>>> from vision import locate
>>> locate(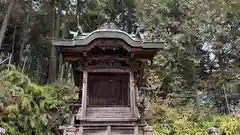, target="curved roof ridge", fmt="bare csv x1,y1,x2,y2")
77,28,140,42
52,28,164,49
